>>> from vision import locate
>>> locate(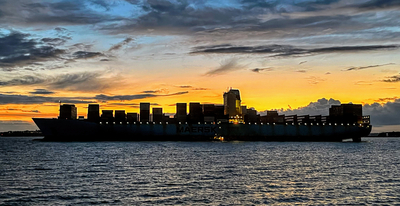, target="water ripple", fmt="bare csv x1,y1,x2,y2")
0,137,399,205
